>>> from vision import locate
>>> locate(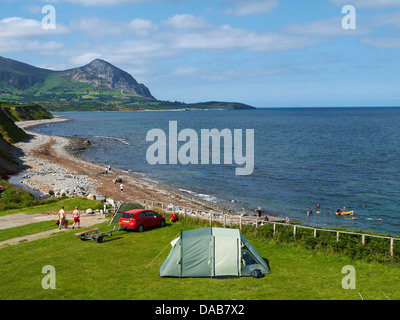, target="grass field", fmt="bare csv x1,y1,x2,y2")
0,215,399,300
